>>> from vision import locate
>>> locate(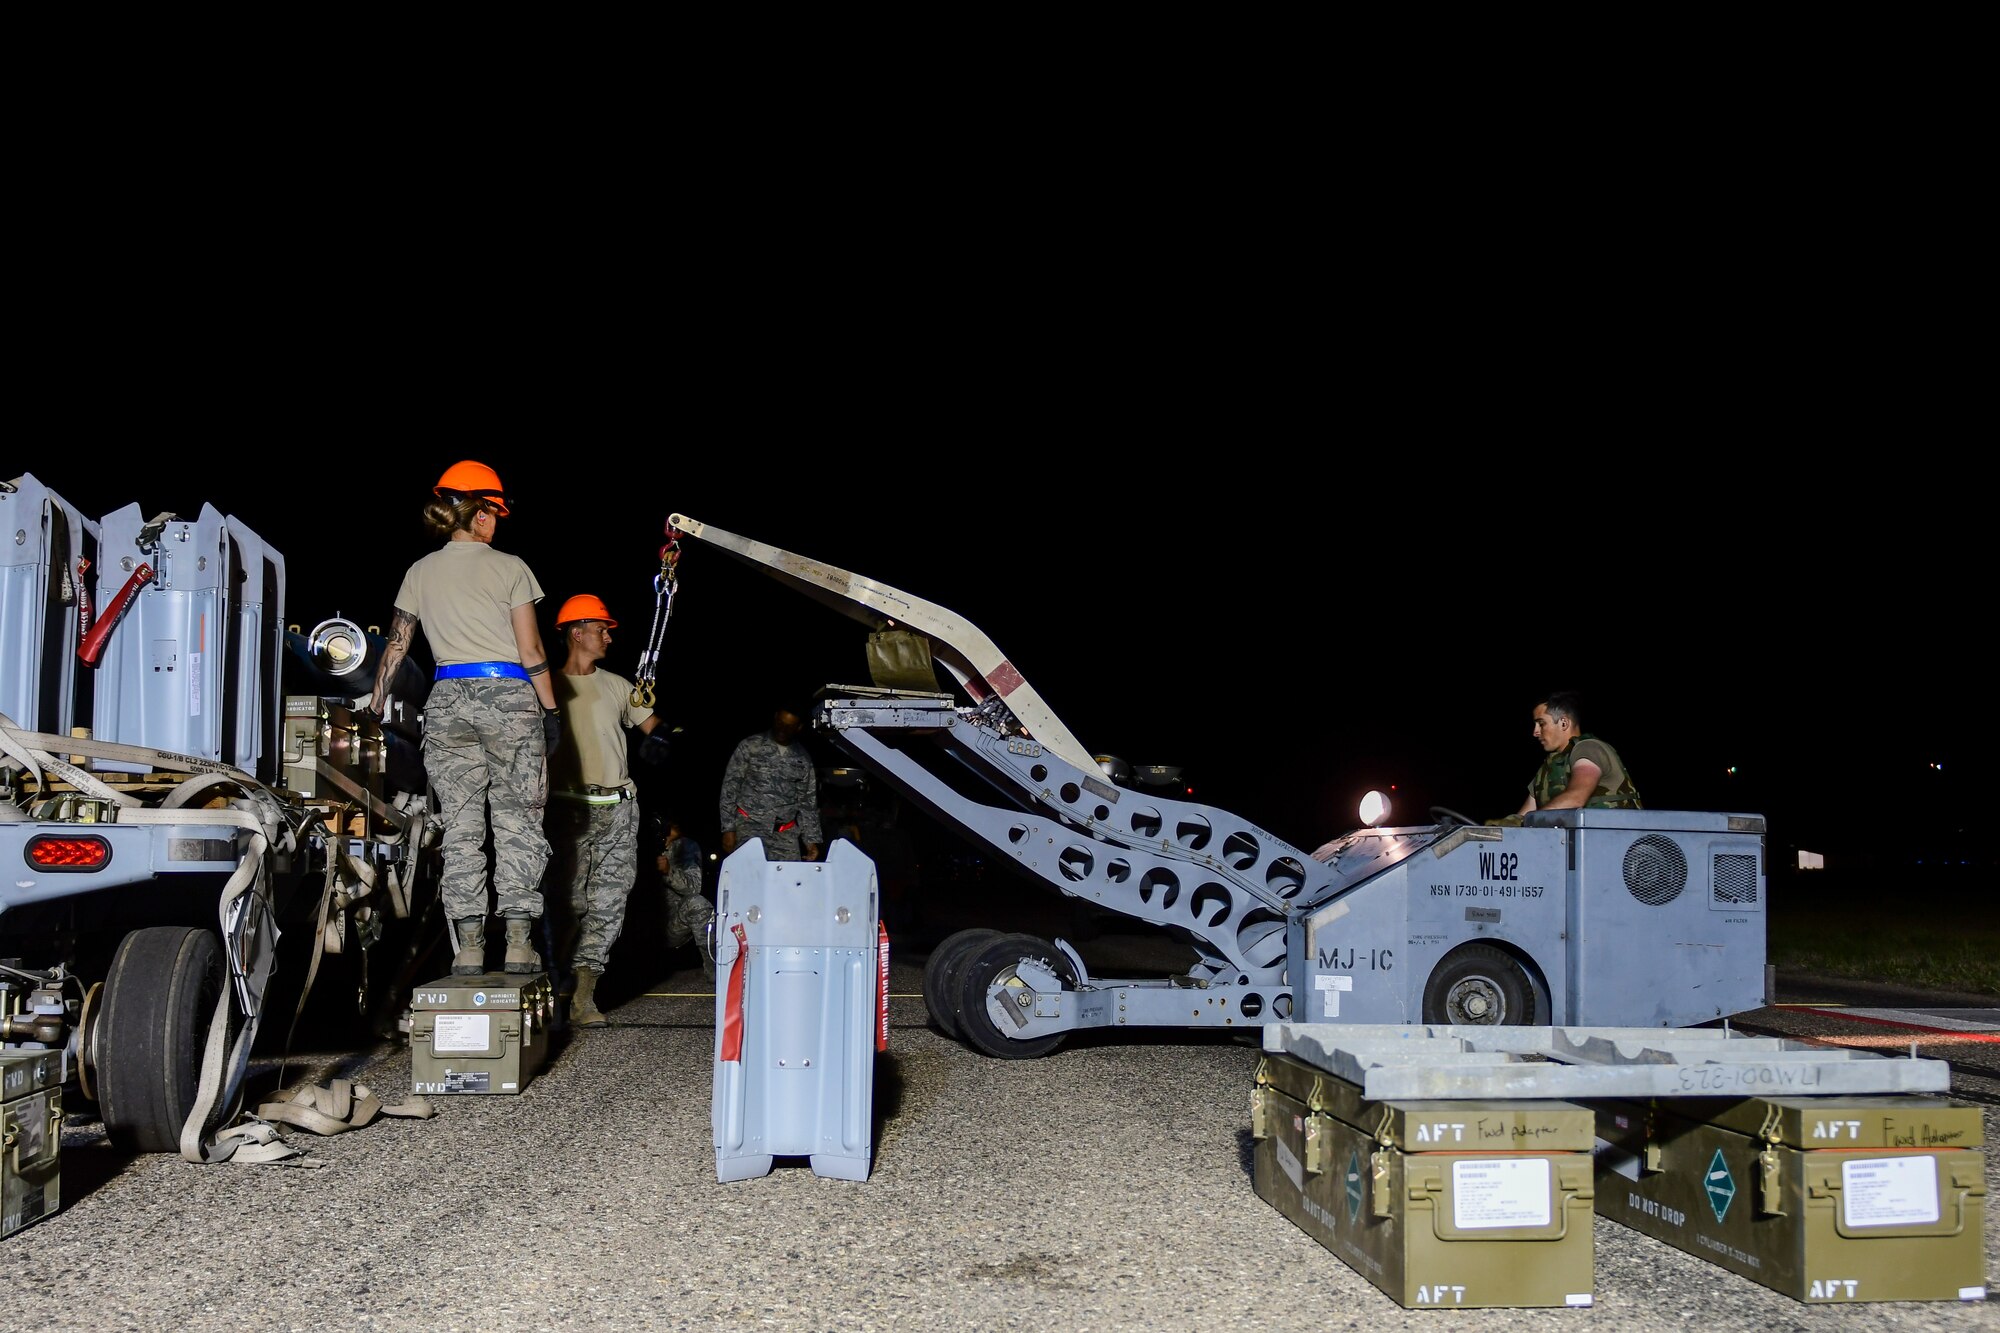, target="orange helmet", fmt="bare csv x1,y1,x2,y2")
434,460,509,516
555,594,617,629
